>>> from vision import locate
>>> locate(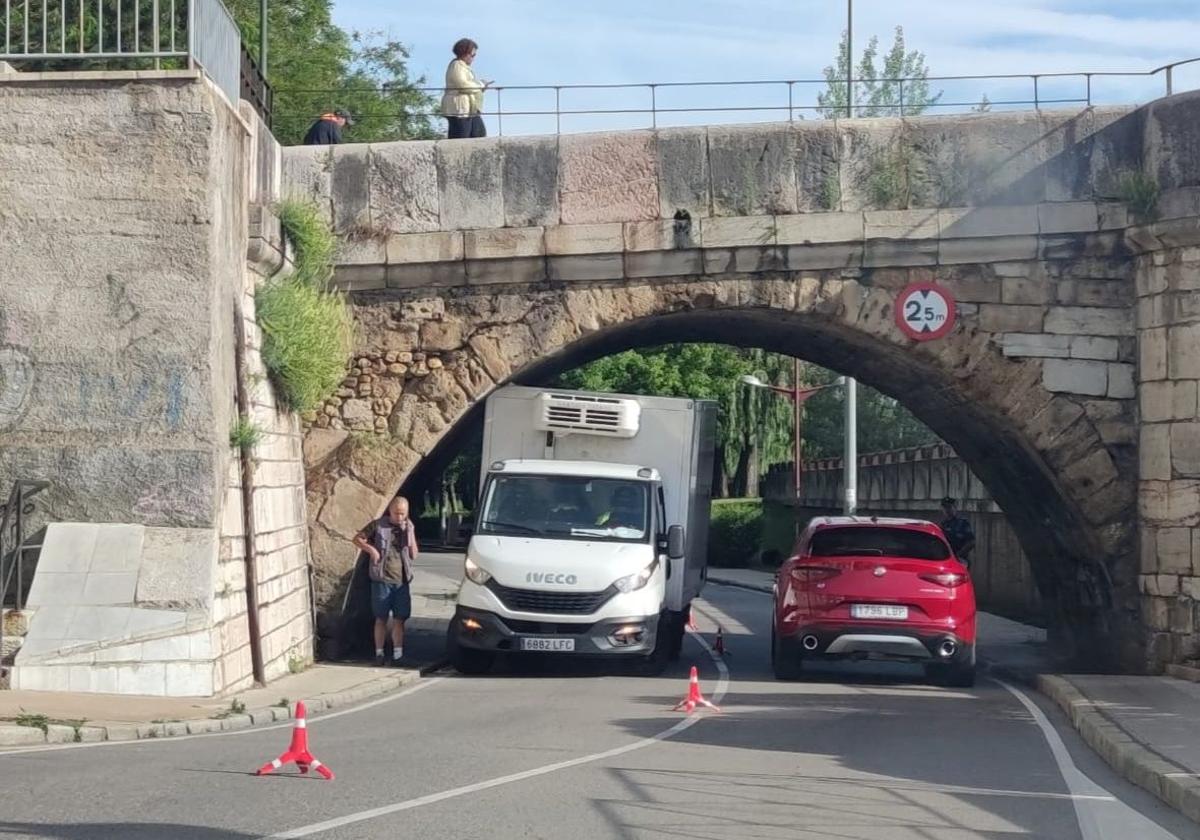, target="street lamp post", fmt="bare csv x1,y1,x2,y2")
740,370,846,528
